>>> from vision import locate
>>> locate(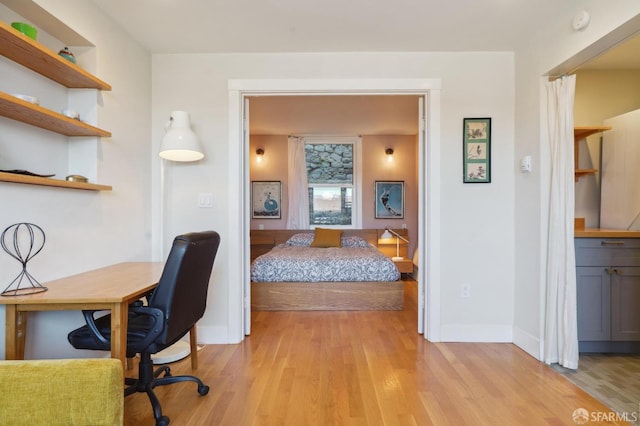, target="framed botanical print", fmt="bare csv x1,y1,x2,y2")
375,181,404,219
252,181,281,219
463,117,491,183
